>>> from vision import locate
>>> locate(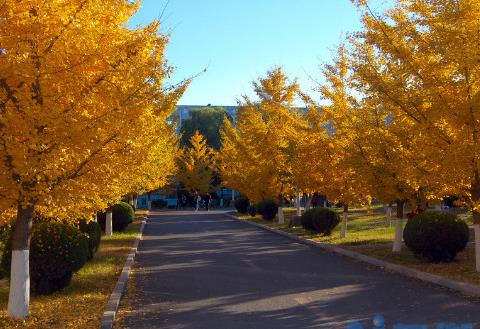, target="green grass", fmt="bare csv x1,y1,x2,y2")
234,208,400,246
0,219,141,329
